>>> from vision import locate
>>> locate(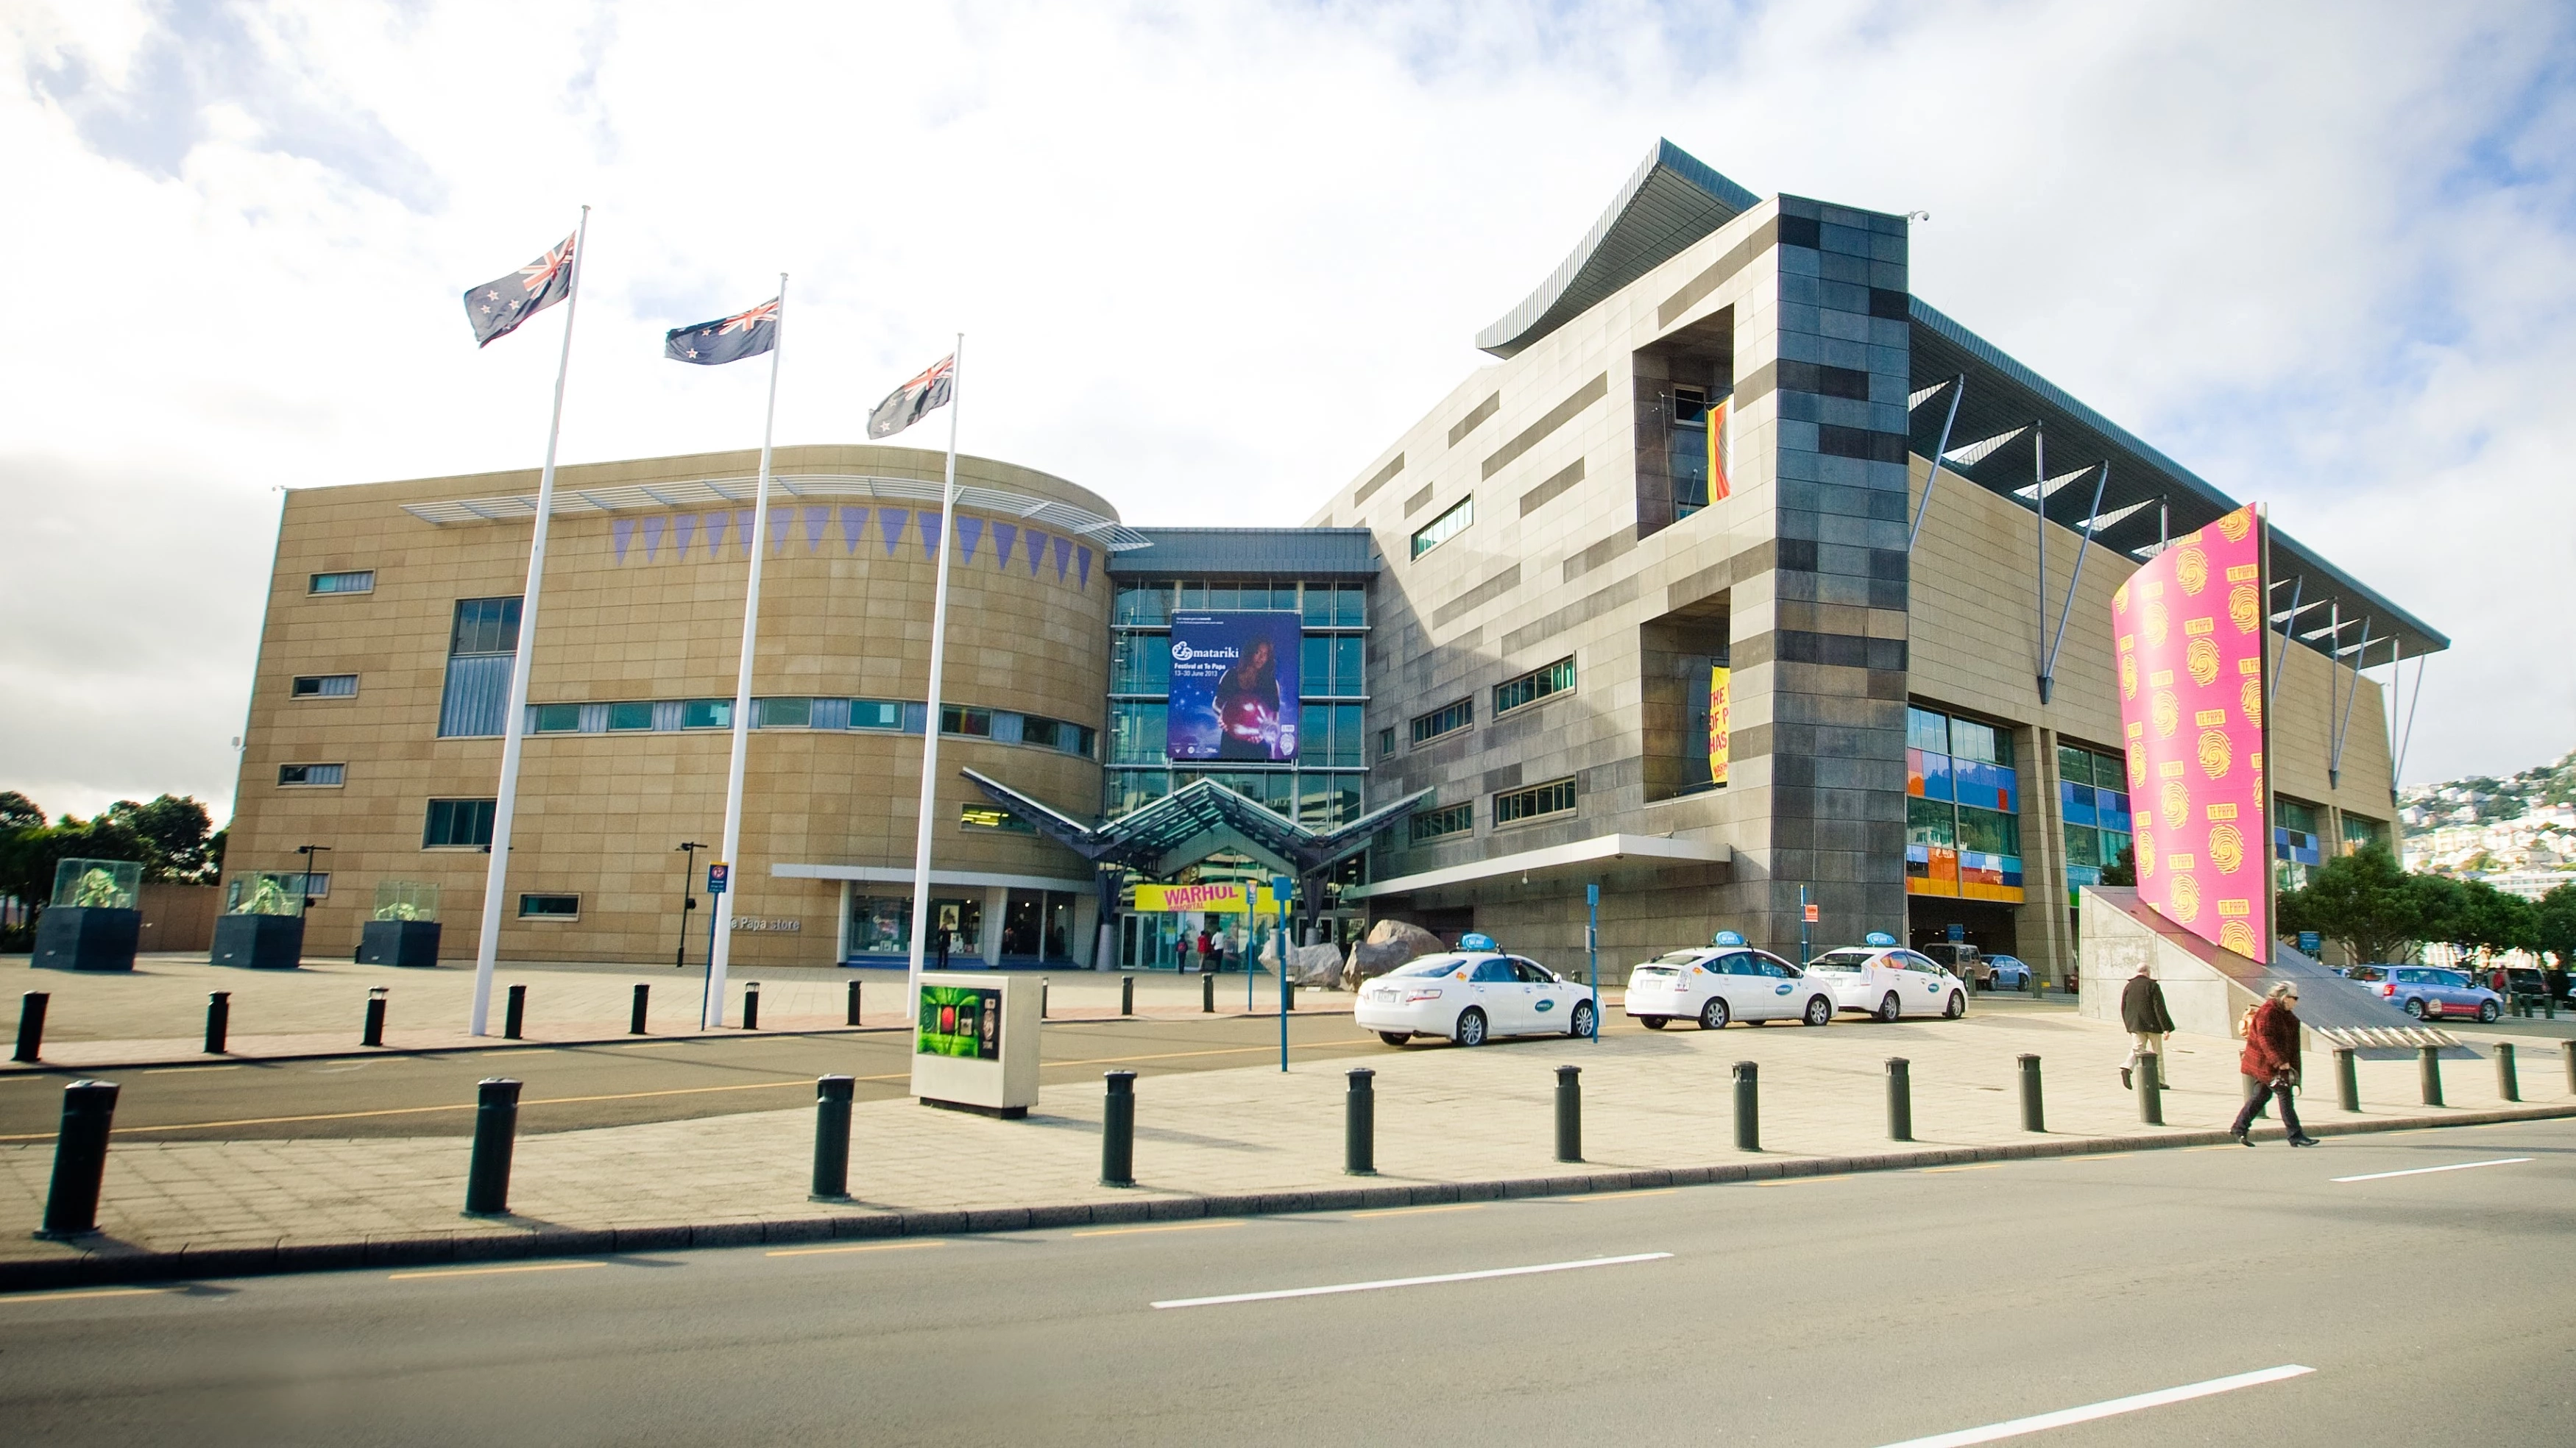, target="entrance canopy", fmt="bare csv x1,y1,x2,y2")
960,768,1429,881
